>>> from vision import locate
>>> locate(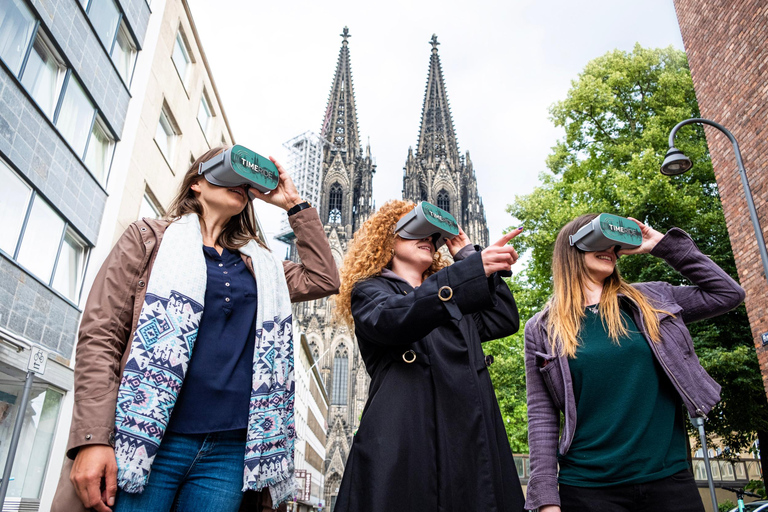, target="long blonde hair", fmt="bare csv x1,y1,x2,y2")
335,200,447,327
165,146,267,250
547,213,669,357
